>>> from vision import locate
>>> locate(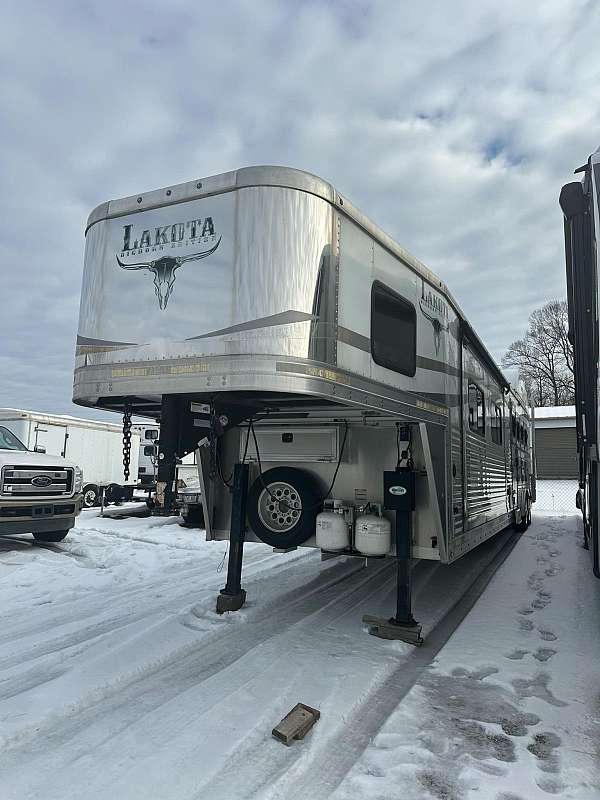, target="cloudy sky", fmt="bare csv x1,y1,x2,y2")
1,0,599,419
